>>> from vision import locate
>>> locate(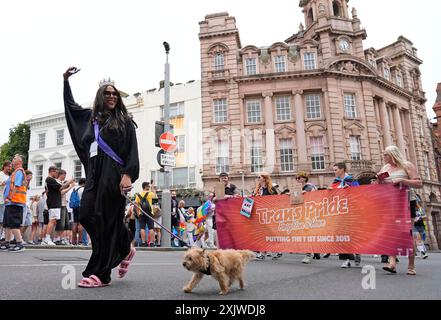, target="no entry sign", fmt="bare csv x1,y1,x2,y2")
159,132,177,152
